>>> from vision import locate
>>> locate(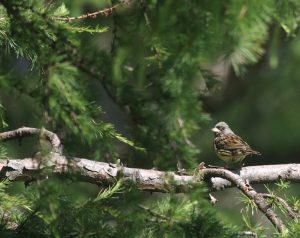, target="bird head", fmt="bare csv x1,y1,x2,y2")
211,121,234,136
